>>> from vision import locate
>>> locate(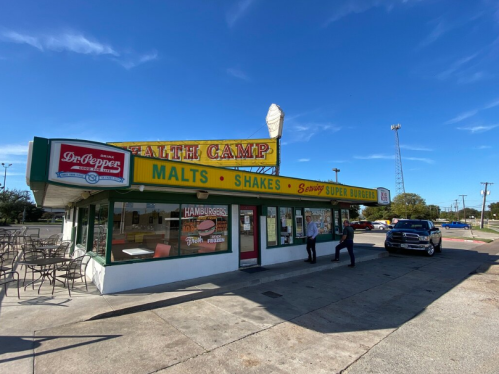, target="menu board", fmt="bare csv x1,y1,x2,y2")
267,217,276,244
295,216,304,237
